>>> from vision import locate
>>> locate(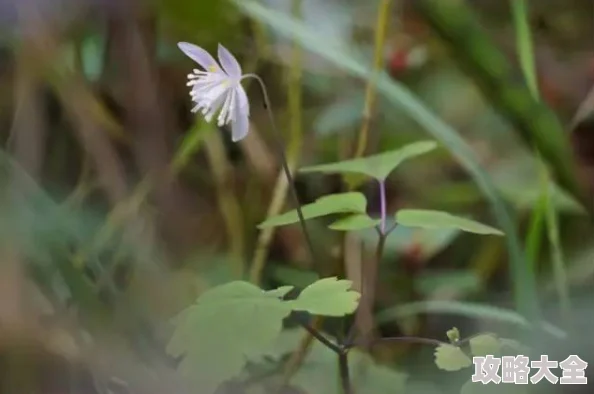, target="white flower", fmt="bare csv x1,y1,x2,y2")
178,42,250,142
